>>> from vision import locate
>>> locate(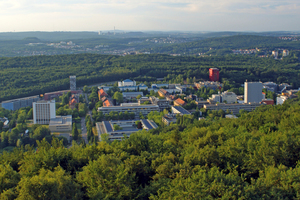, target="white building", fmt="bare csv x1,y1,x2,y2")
276,96,289,105
244,81,263,103
272,51,278,58
283,50,289,57
49,115,72,132
210,91,237,104
118,79,136,87
33,100,56,124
